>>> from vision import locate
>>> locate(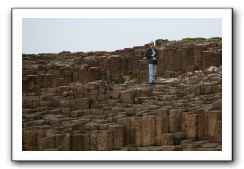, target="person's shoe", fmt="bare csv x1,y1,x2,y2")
149,82,155,85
